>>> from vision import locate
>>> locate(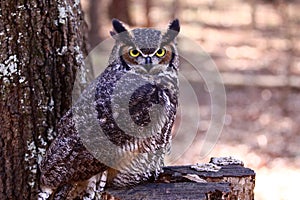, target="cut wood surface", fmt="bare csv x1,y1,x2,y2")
103,160,255,200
